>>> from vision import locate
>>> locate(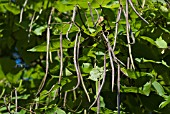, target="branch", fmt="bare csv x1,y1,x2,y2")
66,6,77,40
58,32,63,85
72,32,91,102
89,54,107,109
113,7,122,51
122,0,135,69
128,0,149,24
102,32,115,92
28,11,35,42
88,2,95,27
14,88,18,113
19,0,28,23
36,7,55,96
72,32,81,91
117,63,120,114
